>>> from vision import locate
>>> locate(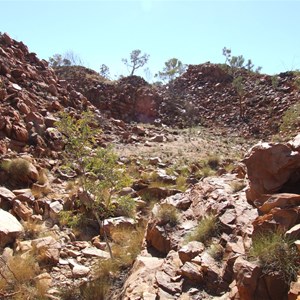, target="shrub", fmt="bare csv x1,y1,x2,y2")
2,158,31,183
249,231,300,284
115,195,136,218
0,253,43,299
187,214,219,244
231,180,246,193
156,203,179,227
82,226,145,299
56,111,132,255
176,175,187,191
208,243,224,261
280,102,300,133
